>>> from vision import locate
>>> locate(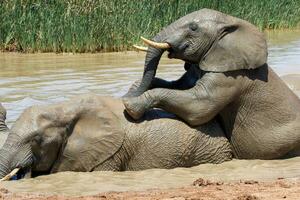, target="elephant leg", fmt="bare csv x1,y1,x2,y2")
124,72,241,126
124,77,176,97
151,63,201,90
123,86,204,125
124,63,201,98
